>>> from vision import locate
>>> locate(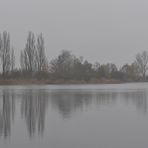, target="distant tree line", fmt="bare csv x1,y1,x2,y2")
0,31,148,82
